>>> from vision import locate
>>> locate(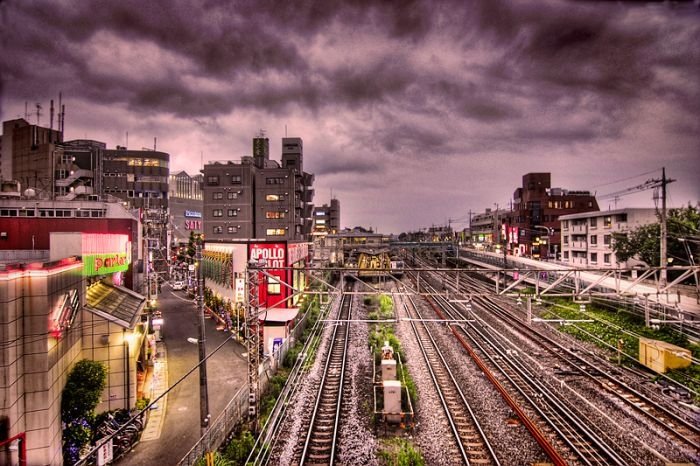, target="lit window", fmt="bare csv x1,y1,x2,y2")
207,176,219,186
265,211,286,219
227,192,238,200
231,175,242,184
213,226,223,234
213,209,223,217
227,226,238,234
227,209,238,217
266,194,285,202
266,228,285,236
213,192,223,200
267,277,281,295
